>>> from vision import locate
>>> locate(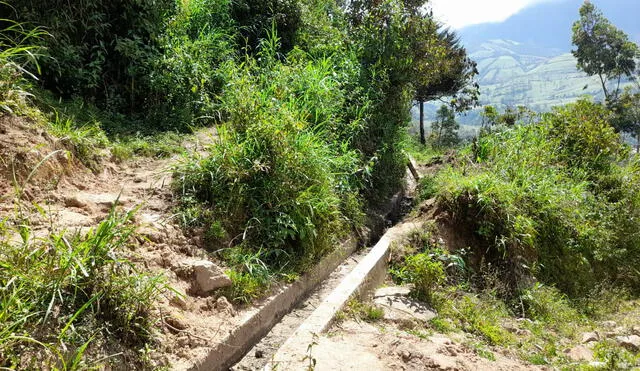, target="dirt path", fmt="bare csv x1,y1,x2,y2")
312,320,542,371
